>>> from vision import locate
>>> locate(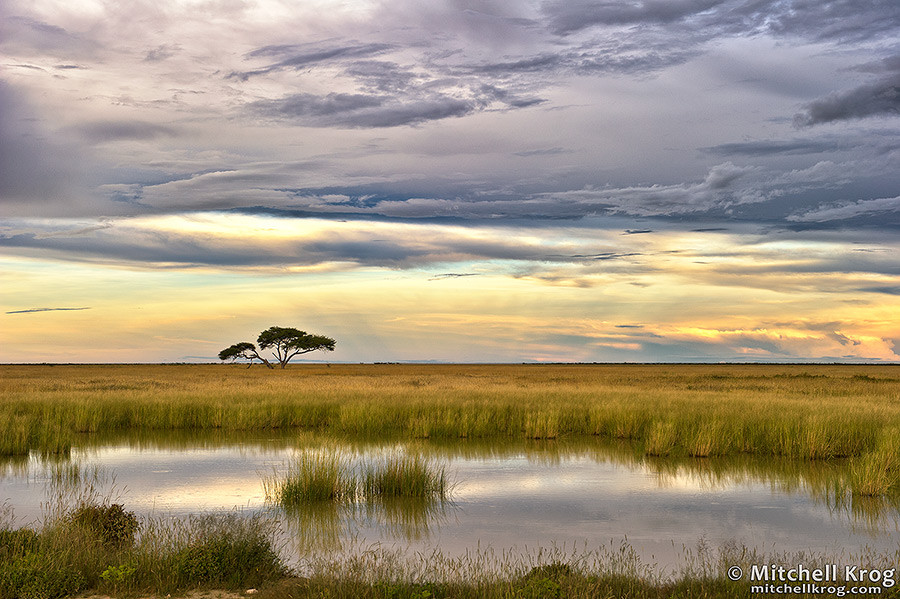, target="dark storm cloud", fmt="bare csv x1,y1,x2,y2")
462,43,698,78
343,61,419,93
513,147,572,157
701,139,843,157
252,92,384,118
543,0,725,35
4,0,899,231
248,79,545,128
144,44,178,62
576,48,700,74
214,161,761,220
450,0,900,84
855,55,900,75
7,63,44,71
0,219,643,271
0,230,296,268
794,73,900,127
229,43,394,80
855,286,900,296
9,16,69,36
3,15,97,56
71,120,180,143
470,54,564,74
250,92,480,128
542,0,900,42
0,81,93,214
788,195,900,223
764,0,900,43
